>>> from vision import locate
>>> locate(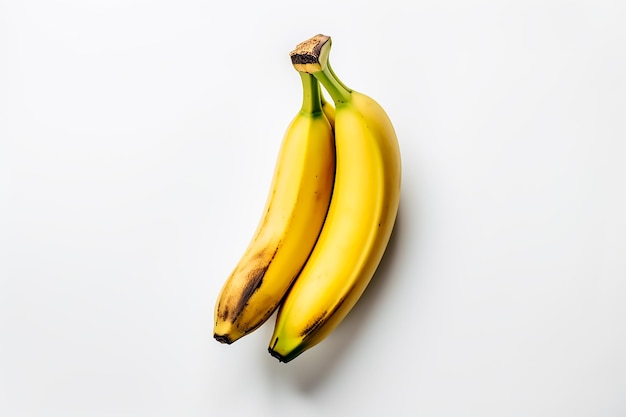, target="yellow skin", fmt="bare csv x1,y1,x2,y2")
321,94,335,129
214,73,335,344
269,44,402,362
